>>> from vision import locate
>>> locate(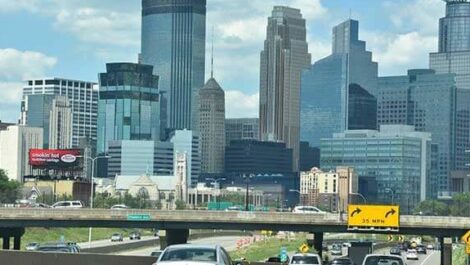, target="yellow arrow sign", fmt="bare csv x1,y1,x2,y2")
462,230,470,244
387,235,394,242
299,243,310,253
348,204,400,229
